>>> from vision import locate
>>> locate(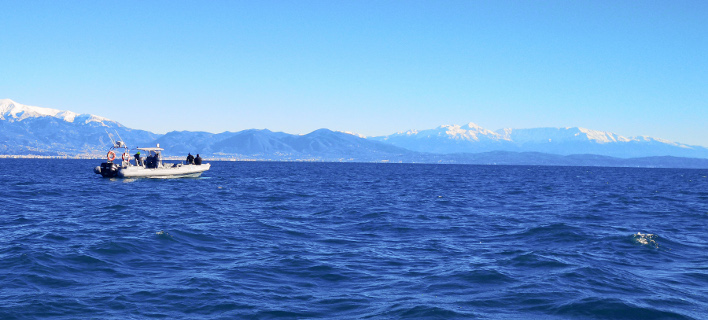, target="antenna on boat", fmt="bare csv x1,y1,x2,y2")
104,128,117,146
103,128,126,149
113,129,127,149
